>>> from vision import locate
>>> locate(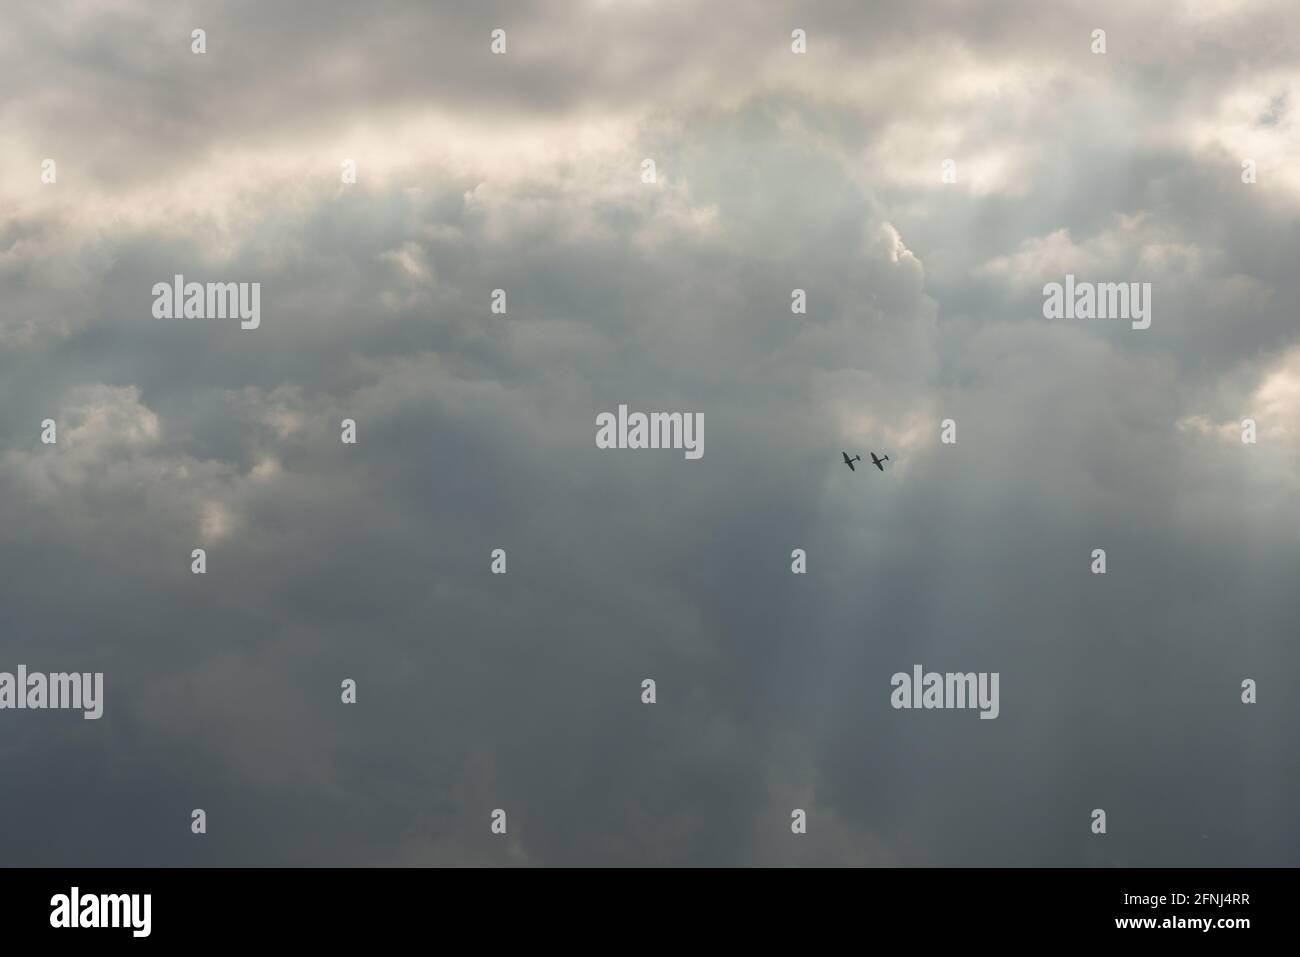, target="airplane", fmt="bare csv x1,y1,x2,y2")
842,451,861,471
870,452,889,472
